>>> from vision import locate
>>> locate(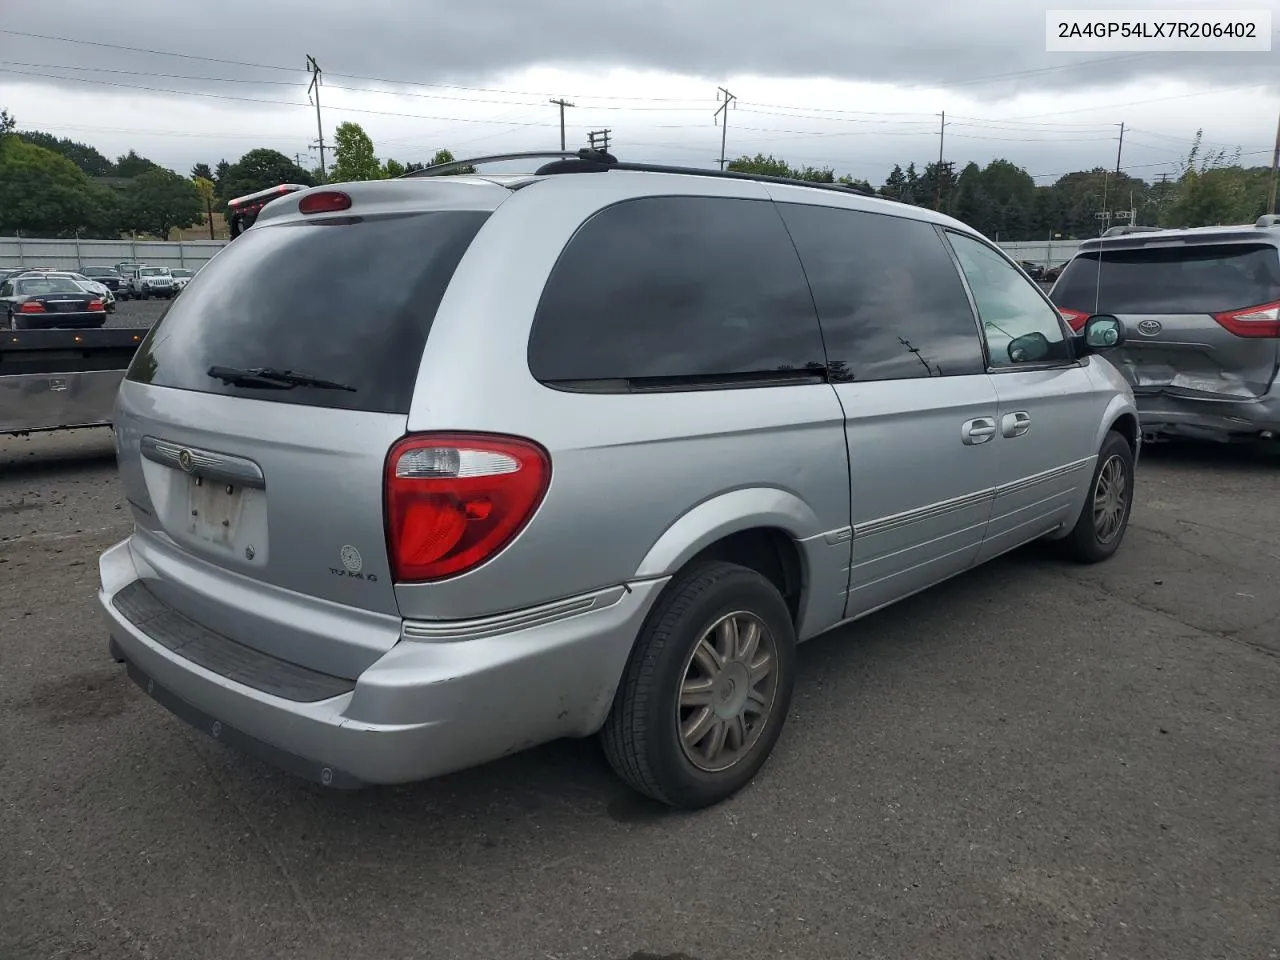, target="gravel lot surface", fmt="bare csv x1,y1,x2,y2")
1,344,1277,959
